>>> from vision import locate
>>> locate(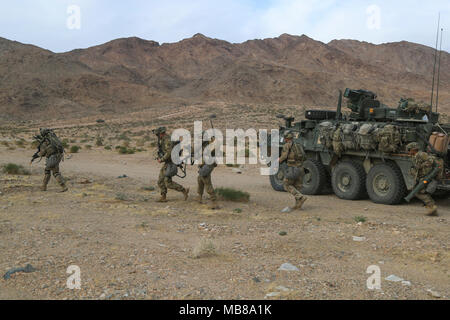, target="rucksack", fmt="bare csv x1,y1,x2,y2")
342,123,359,150
357,123,378,151
45,131,64,154
332,126,344,156
377,125,401,153
318,121,335,149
